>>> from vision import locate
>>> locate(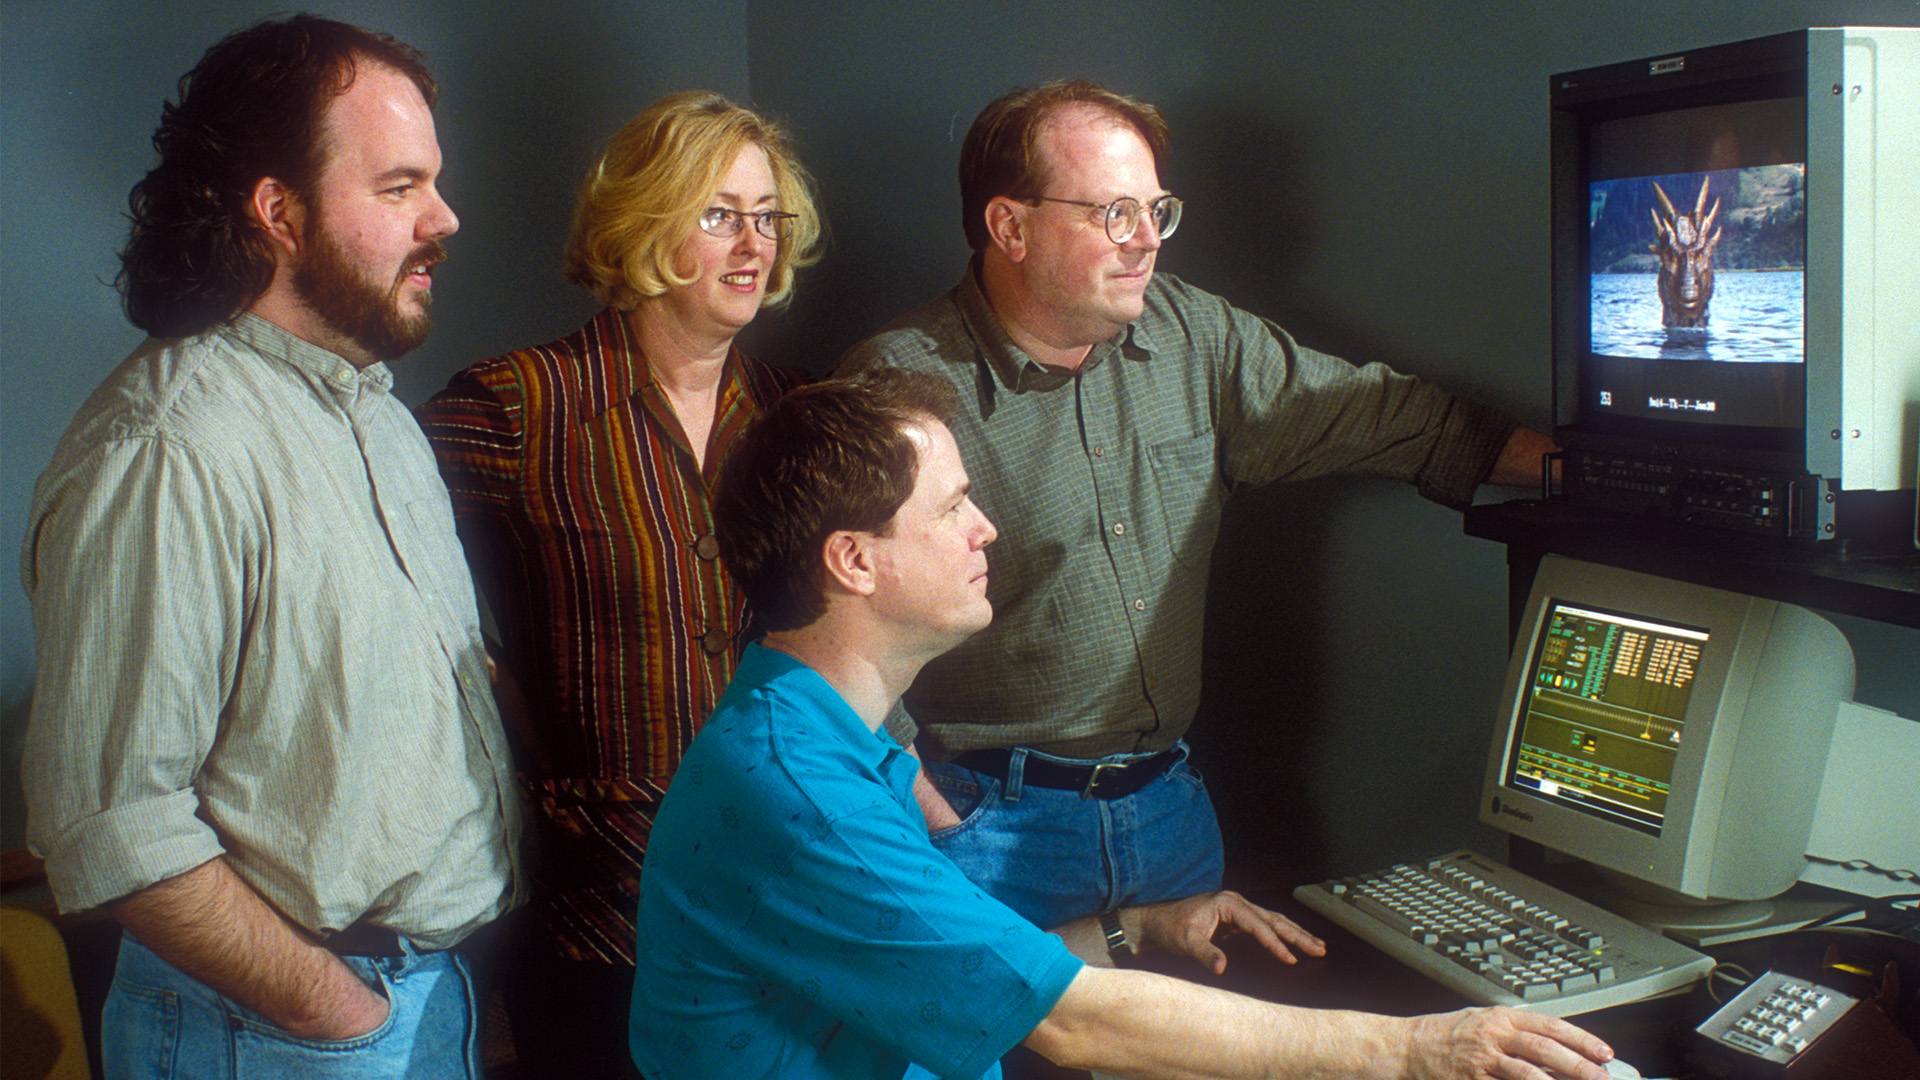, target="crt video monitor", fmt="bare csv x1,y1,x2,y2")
1549,27,1919,540
1480,556,1854,936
